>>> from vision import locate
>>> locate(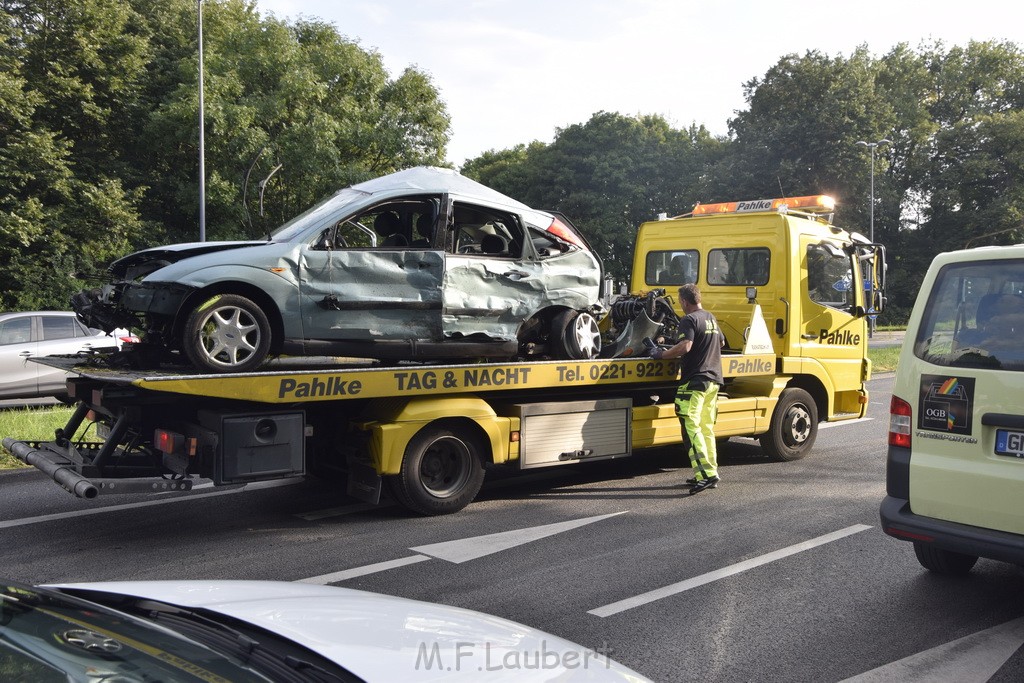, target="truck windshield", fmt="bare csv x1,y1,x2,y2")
914,259,1024,371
